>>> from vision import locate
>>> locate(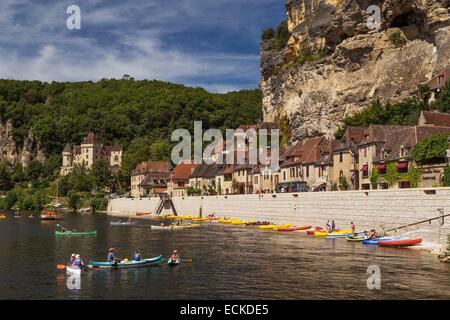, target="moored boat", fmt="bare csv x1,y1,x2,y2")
87,255,163,269
55,230,97,236
346,234,370,242
277,225,312,232
378,237,423,247
362,237,401,245
110,221,136,226
136,212,151,216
